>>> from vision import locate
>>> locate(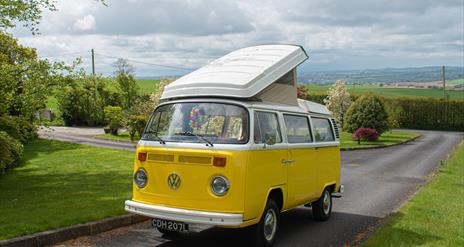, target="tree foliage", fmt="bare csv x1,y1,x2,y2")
323,80,352,129
0,31,74,121
113,58,139,110
343,94,389,134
